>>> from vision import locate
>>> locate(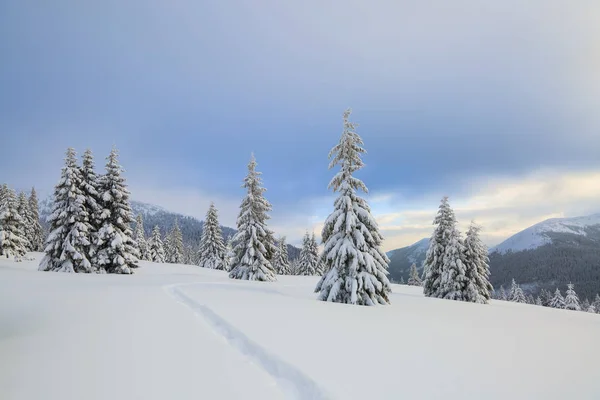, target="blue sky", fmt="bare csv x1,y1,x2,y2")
2,0,600,250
